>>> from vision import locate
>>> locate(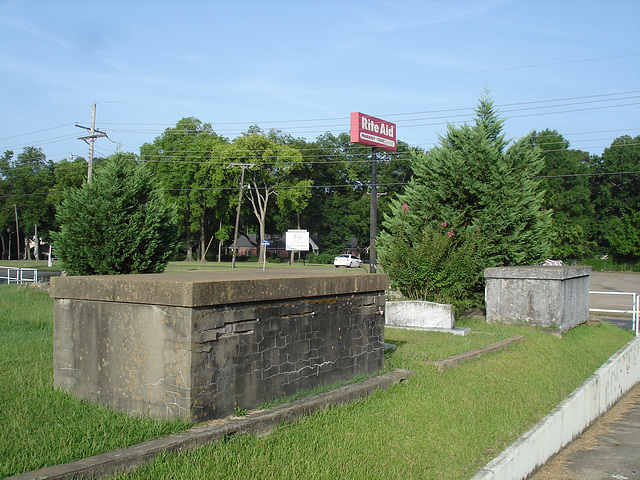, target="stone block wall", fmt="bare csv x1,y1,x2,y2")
189,293,384,421
51,270,387,422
